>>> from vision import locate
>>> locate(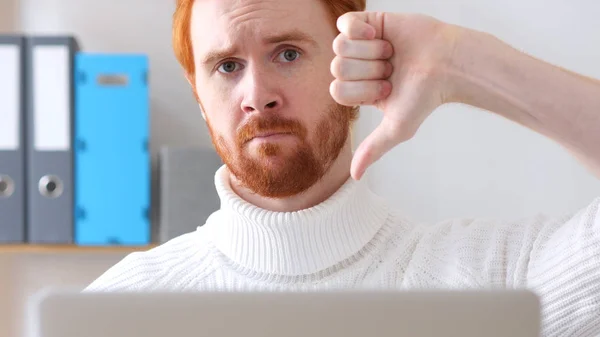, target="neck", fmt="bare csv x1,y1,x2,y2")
229,141,353,212
205,152,391,277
